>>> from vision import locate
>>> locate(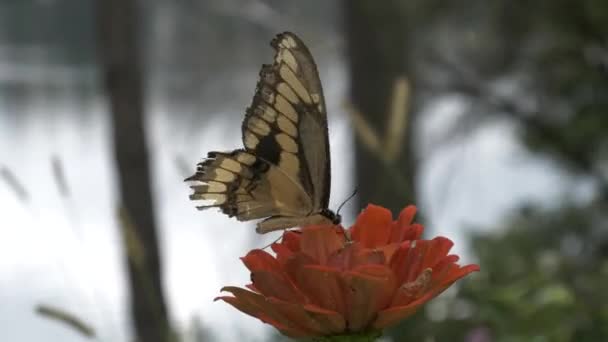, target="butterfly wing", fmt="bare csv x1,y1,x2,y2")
187,32,334,233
